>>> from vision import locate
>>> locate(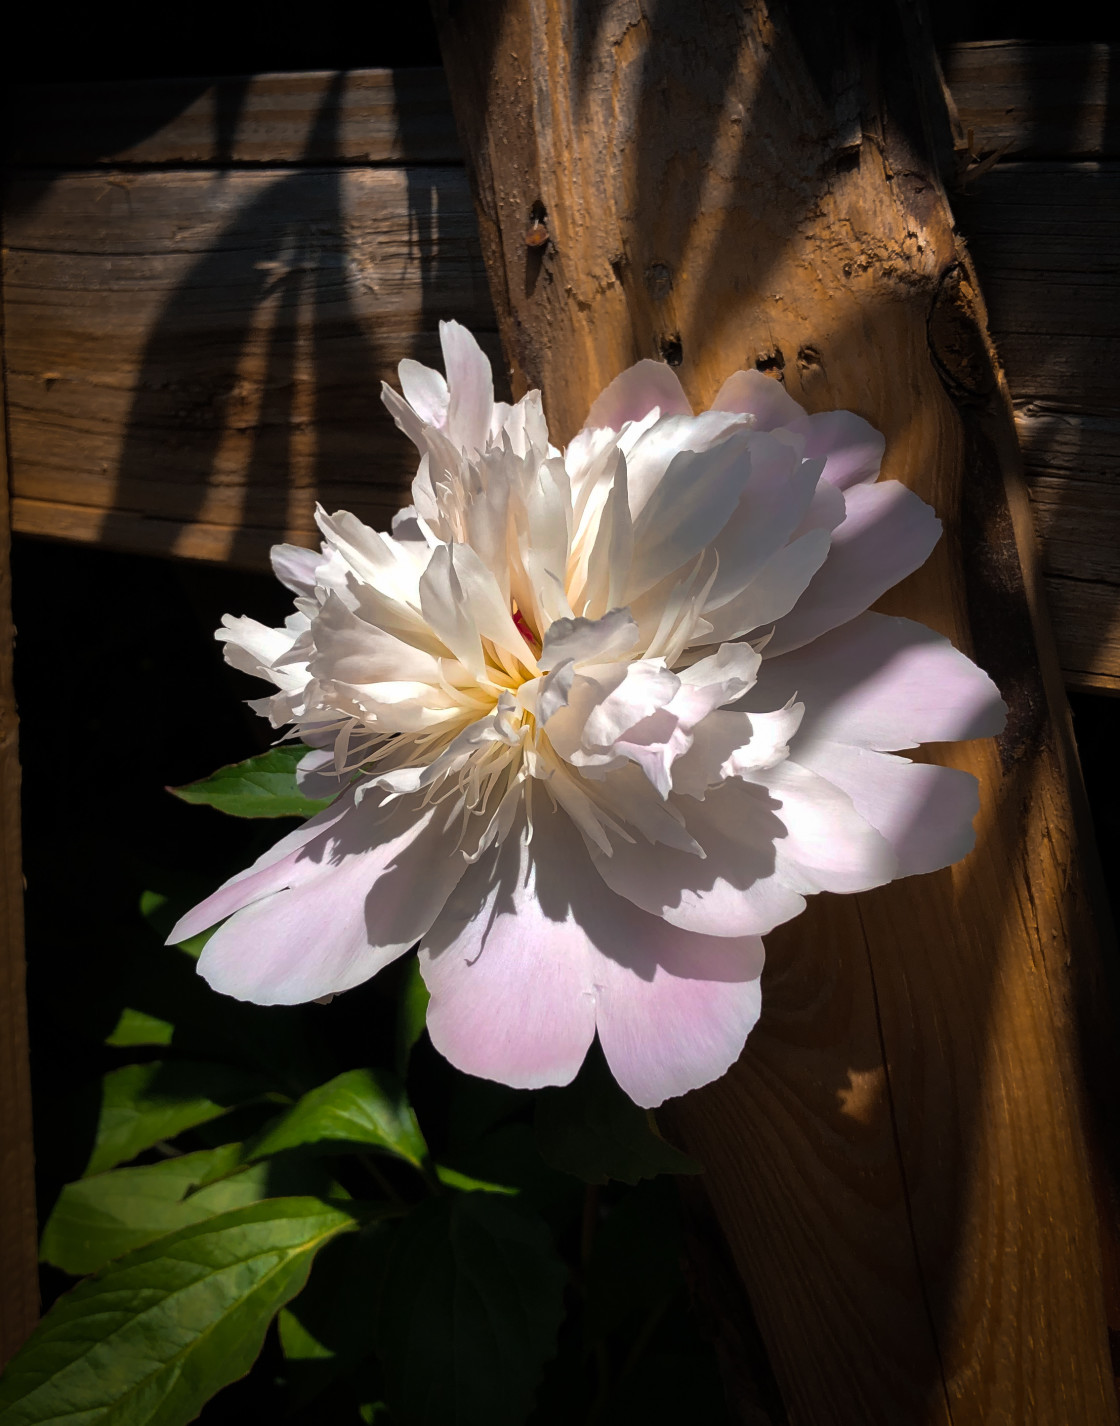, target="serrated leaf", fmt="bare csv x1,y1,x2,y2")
85,1061,272,1177
169,745,333,820
247,1069,427,1170
41,1146,341,1277
533,1045,701,1185
375,1195,566,1426
0,1198,360,1426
